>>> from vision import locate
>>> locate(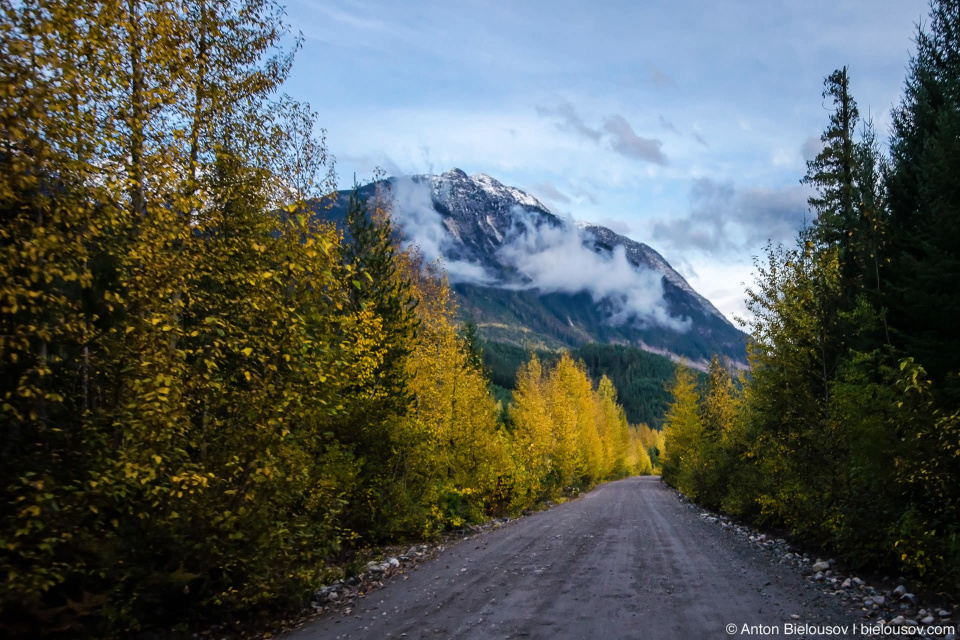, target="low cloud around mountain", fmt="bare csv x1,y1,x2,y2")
389,176,686,331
